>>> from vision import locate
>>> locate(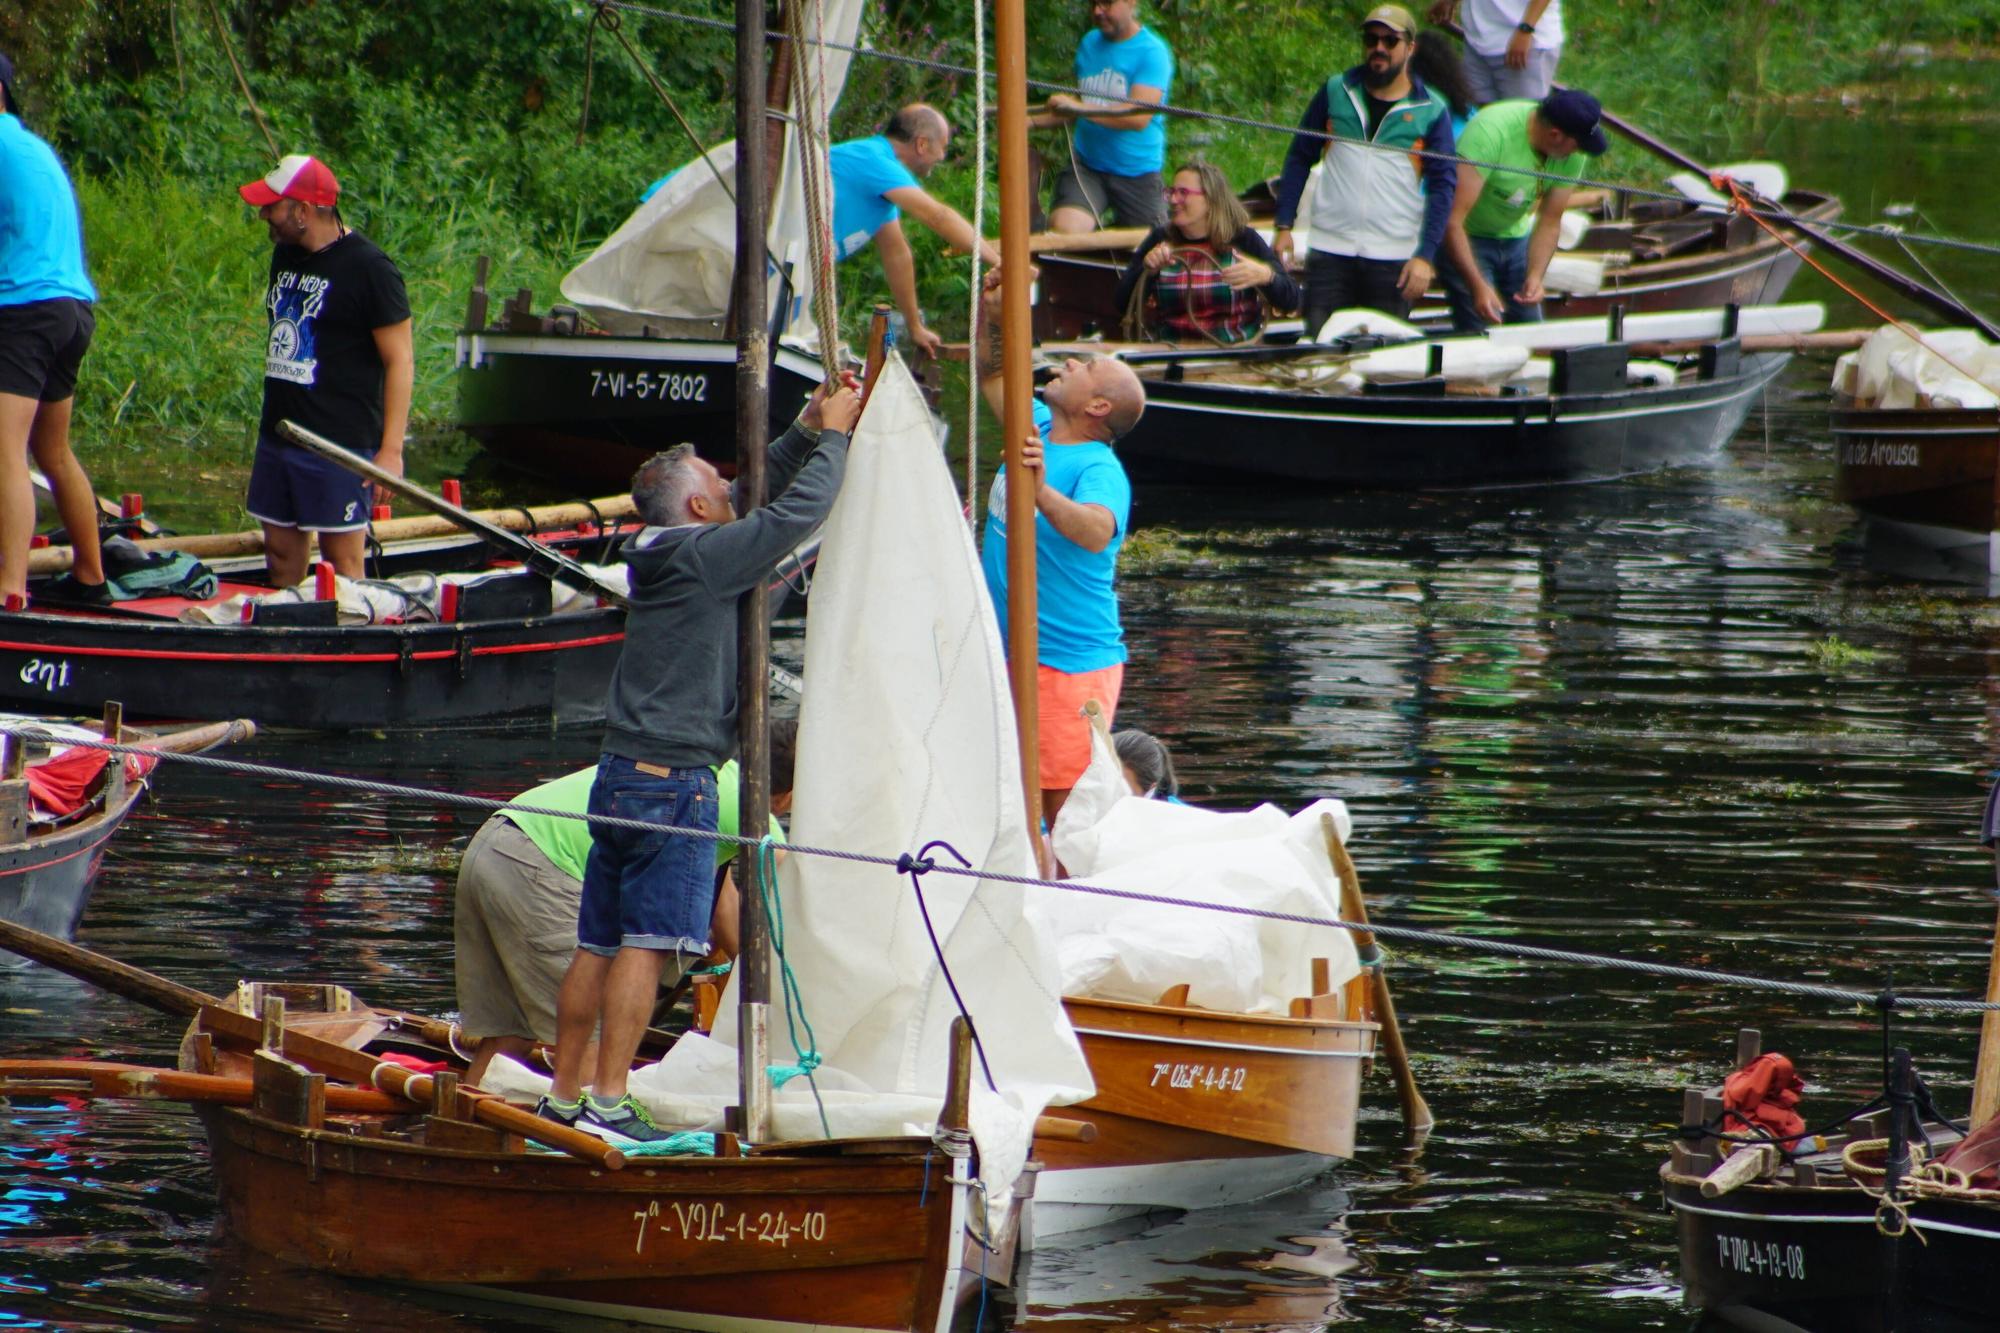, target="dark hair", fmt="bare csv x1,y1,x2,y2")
770,716,799,796
1410,30,1475,121
1112,729,1178,799
631,443,700,526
